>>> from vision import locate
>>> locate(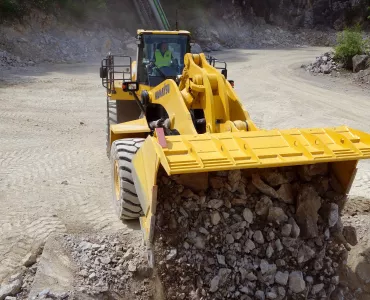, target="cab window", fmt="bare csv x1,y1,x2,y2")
138,34,190,86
